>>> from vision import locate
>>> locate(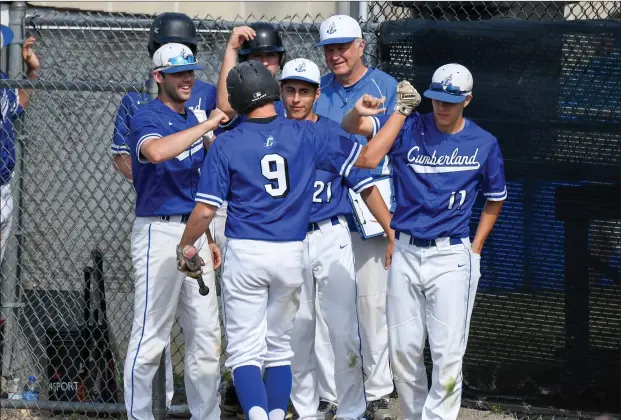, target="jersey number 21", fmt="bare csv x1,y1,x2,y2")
261,154,290,198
